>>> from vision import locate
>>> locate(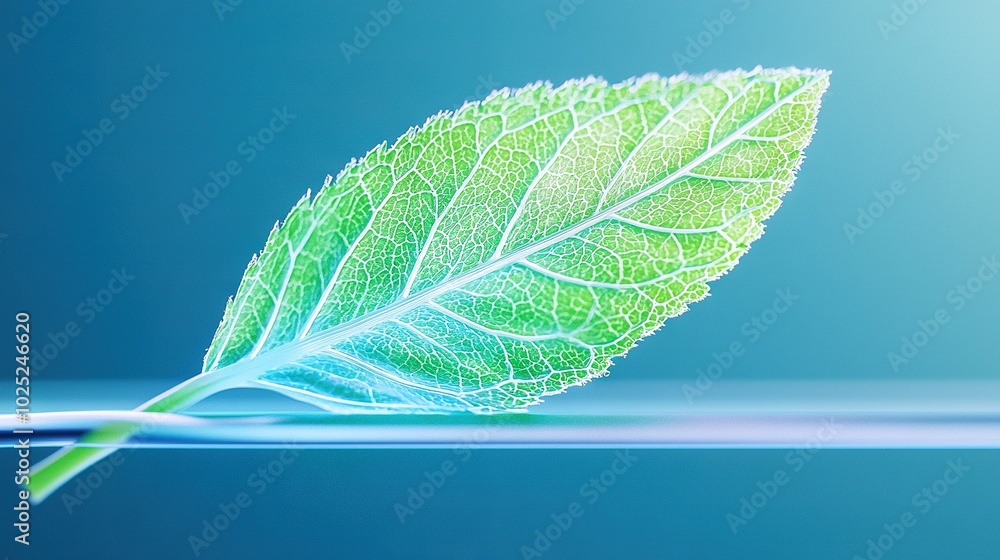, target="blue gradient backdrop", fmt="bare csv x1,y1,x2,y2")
2,1,999,558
